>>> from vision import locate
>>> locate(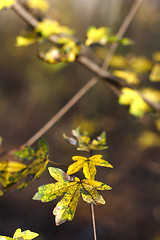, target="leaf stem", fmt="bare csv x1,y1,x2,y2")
91,204,97,240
